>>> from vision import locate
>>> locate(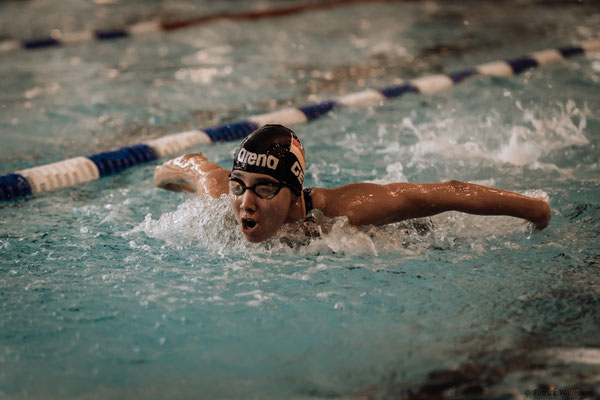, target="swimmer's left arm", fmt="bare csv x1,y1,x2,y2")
154,153,230,198
312,180,551,229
